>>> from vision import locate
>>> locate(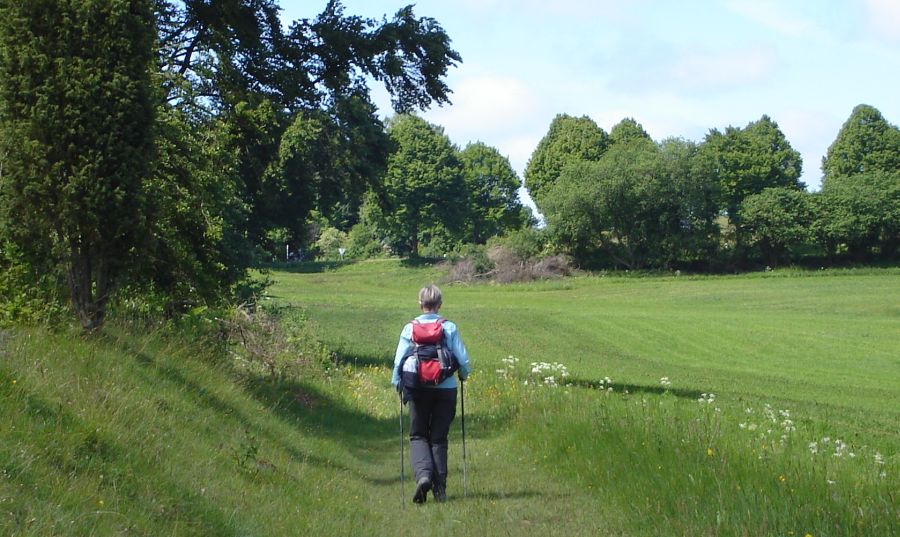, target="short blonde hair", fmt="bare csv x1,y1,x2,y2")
418,285,443,311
